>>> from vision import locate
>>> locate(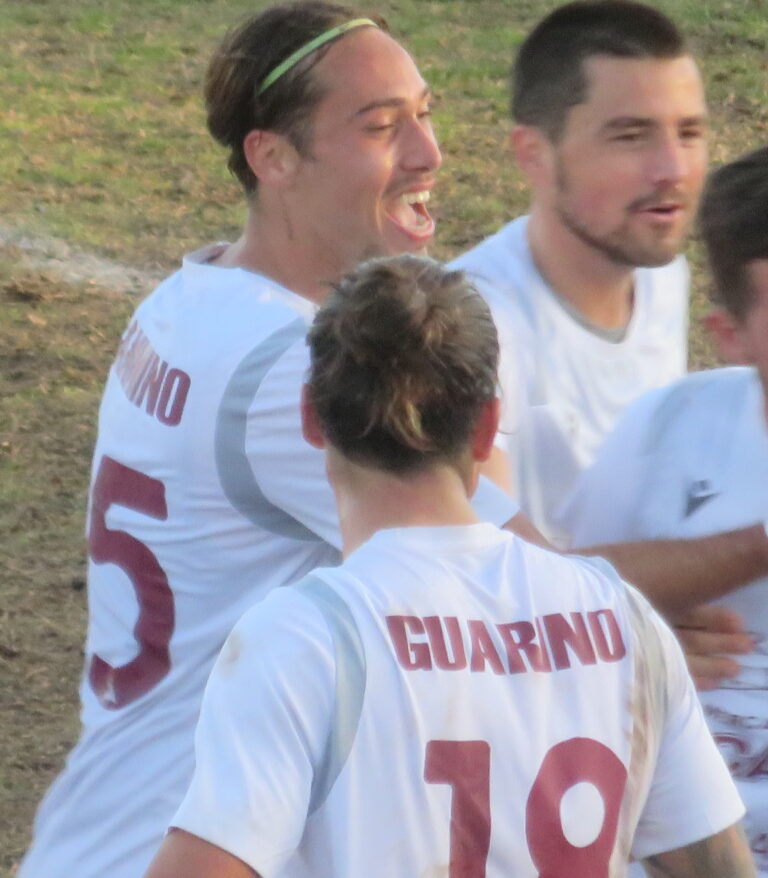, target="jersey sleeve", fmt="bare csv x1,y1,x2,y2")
169,587,337,877
556,387,666,548
246,338,519,549
628,588,745,860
